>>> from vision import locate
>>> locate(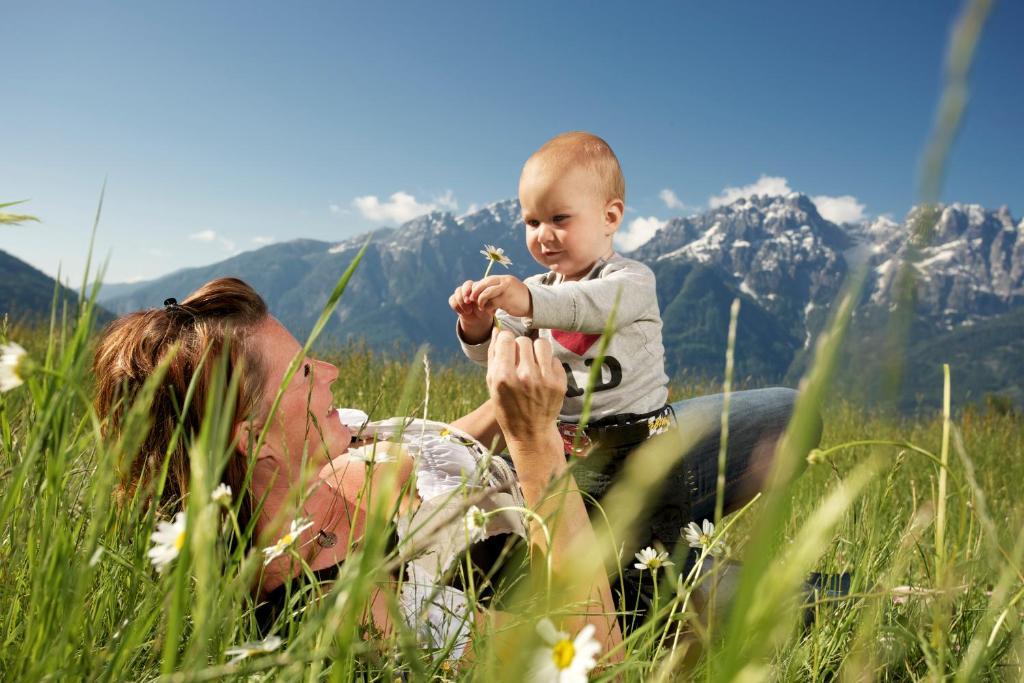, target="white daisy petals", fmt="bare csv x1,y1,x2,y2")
225,635,283,664
531,618,601,682
0,341,28,393
633,546,673,572
262,518,314,566
683,519,725,557
211,482,232,506
480,244,512,268
464,505,488,543
148,512,186,573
